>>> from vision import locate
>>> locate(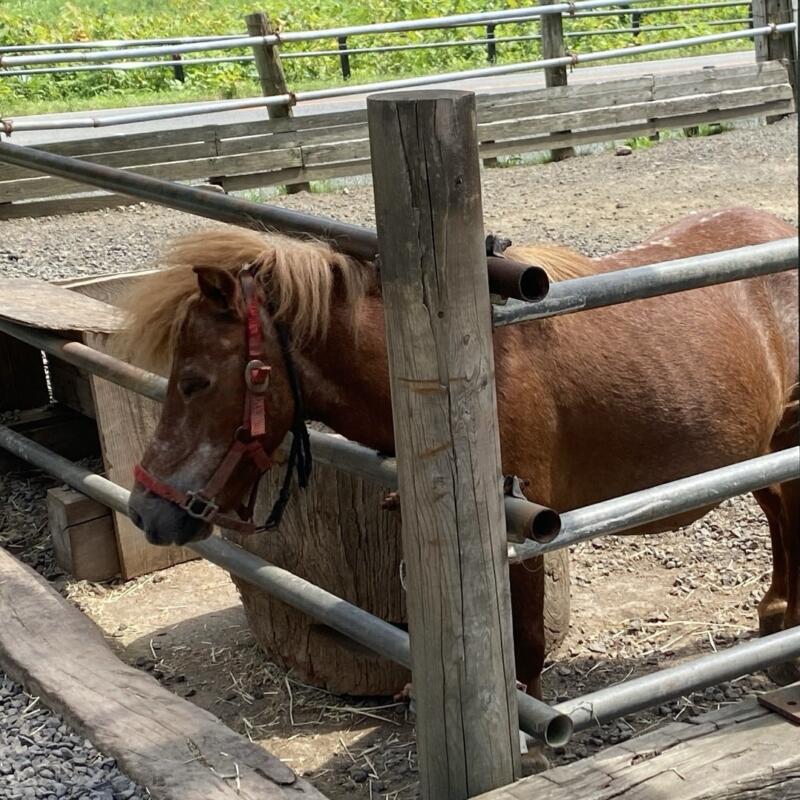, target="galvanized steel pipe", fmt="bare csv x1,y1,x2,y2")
556,626,800,731
0,423,571,746
0,0,644,68
3,24,791,132
509,447,800,562
494,237,799,326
